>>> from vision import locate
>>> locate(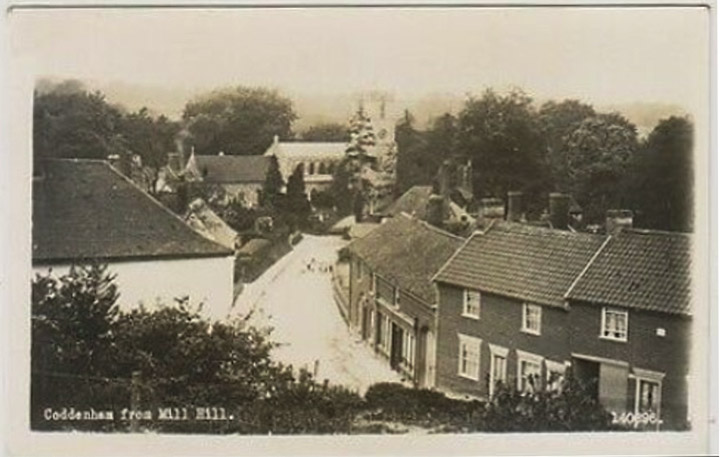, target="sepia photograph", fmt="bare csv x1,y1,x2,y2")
2,2,714,455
